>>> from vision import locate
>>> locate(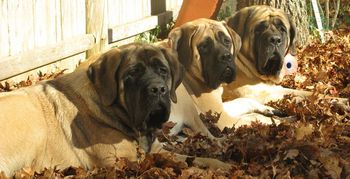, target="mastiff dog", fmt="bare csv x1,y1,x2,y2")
221,5,348,127
223,5,297,100
0,43,184,176
153,18,274,136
